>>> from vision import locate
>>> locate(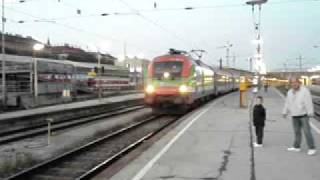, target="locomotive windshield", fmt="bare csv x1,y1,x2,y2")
153,61,183,78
